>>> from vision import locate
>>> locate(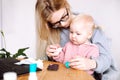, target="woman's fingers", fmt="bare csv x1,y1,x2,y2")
46,44,61,57
69,57,96,70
